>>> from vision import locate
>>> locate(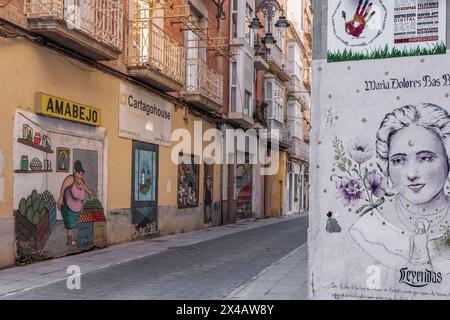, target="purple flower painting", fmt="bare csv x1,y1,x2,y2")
337,178,363,206
366,170,386,197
